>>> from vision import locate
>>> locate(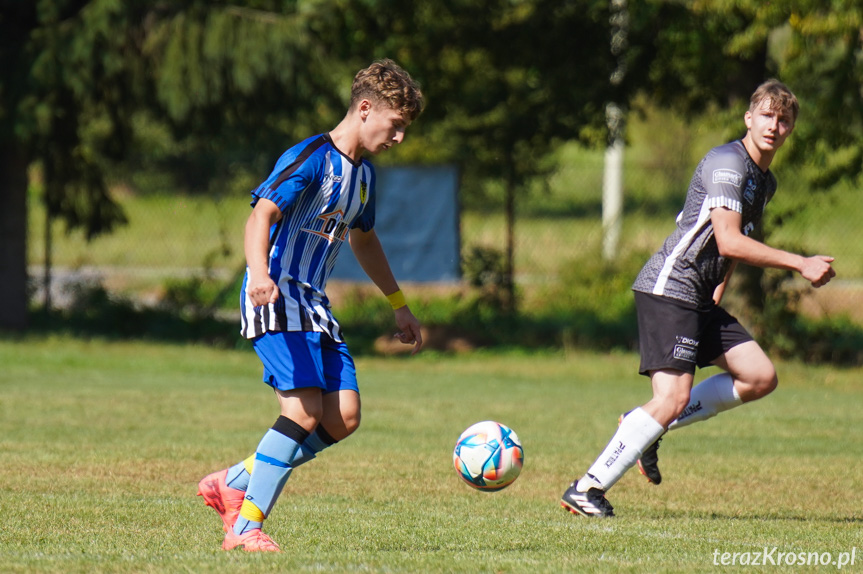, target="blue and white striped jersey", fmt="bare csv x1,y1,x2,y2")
240,133,376,341
632,140,777,307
